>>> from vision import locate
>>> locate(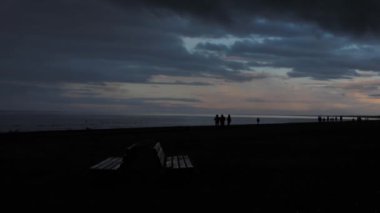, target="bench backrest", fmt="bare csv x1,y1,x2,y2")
153,142,166,167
